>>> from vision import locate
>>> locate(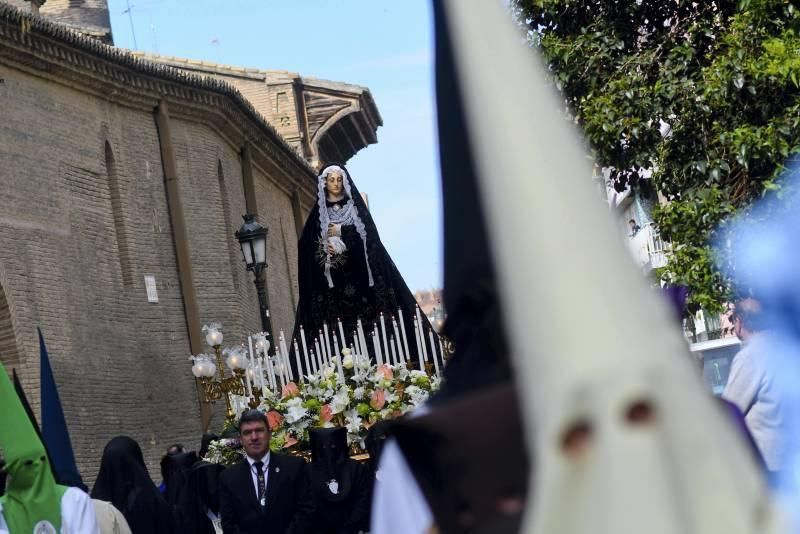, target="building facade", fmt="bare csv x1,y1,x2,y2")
0,1,381,480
